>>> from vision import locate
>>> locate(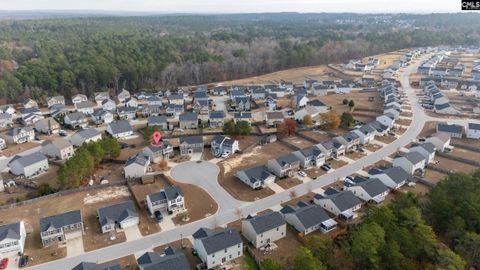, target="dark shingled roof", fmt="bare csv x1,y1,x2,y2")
437,123,463,134
287,204,331,229
315,189,361,212
72,262,121,270
180,135,203,145
193,227,242,255
108,120,133,134
238,165,275,185
97,201,138,227
136,247,189,270
0,222,21,241
40,210,82,233
245,212,285,234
